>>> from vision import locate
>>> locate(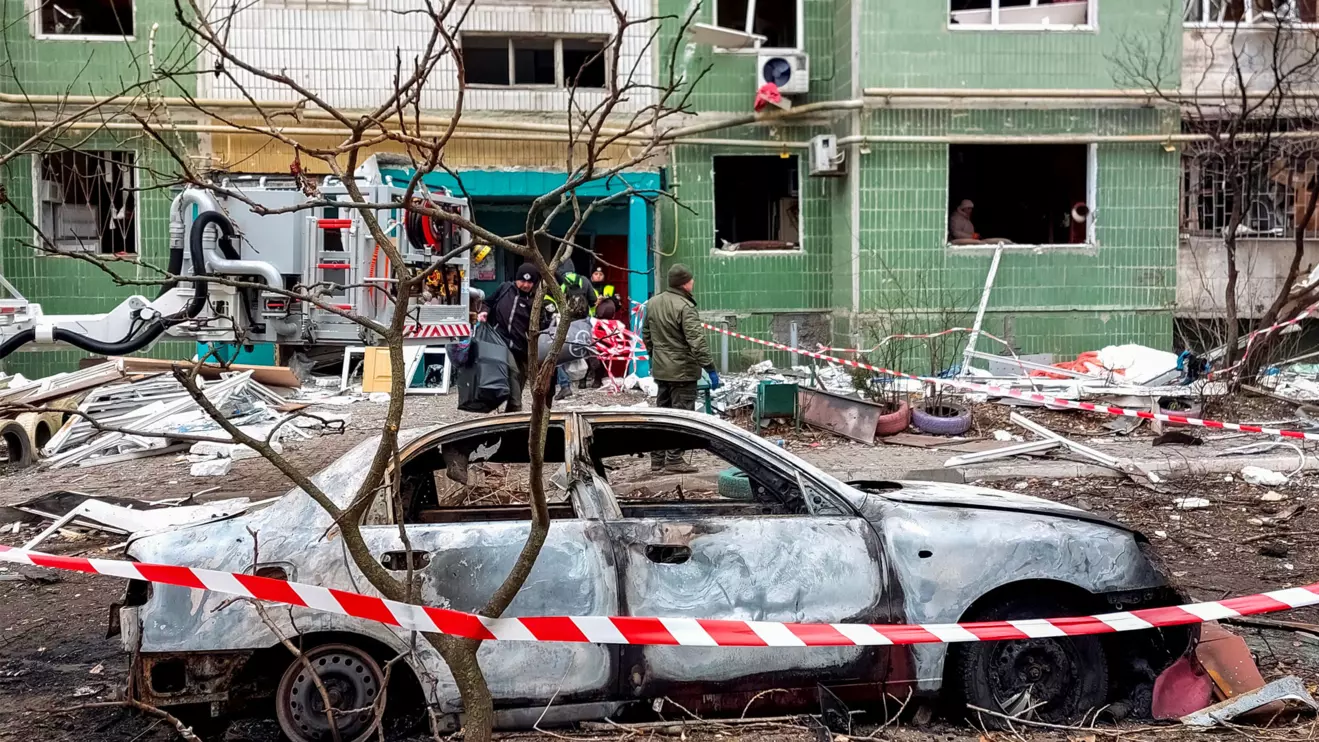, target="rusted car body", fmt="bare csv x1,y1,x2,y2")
117,409,1190,739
